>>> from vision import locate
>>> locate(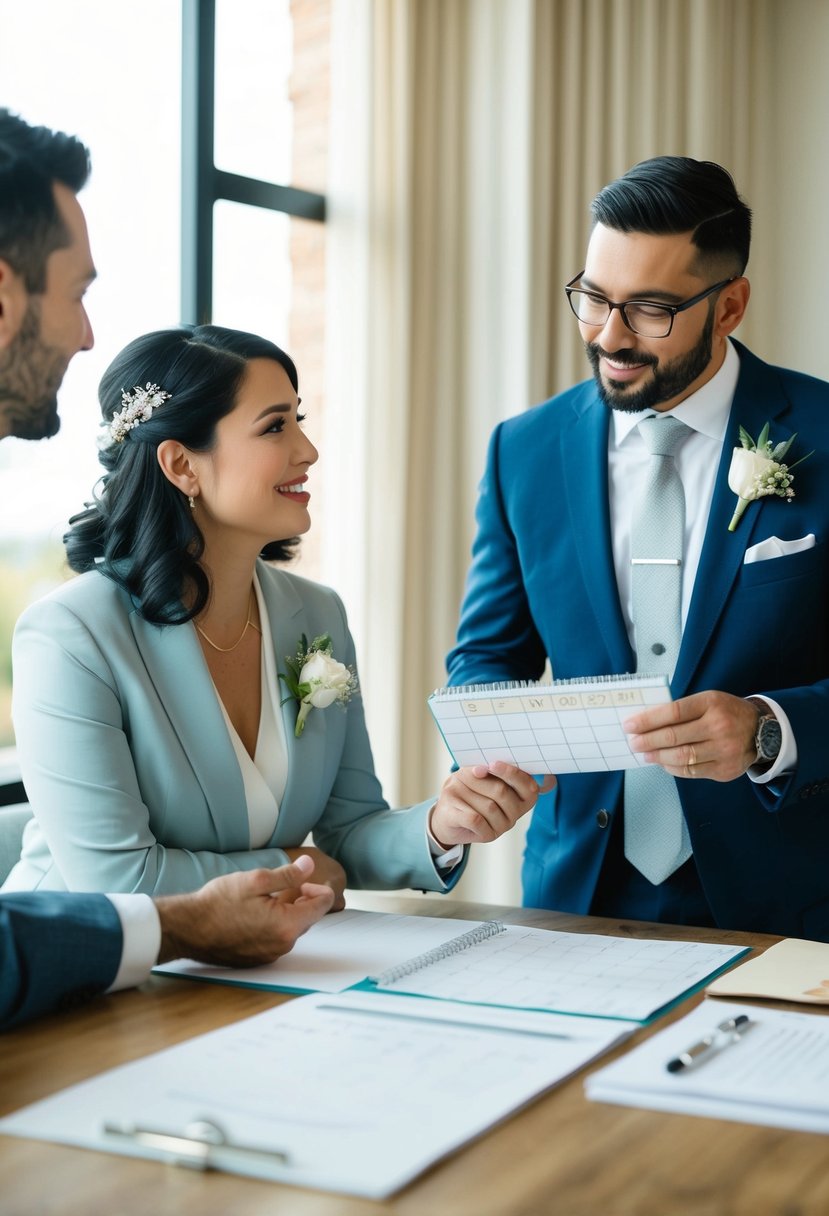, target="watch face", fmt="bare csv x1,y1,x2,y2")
757,716,782,762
